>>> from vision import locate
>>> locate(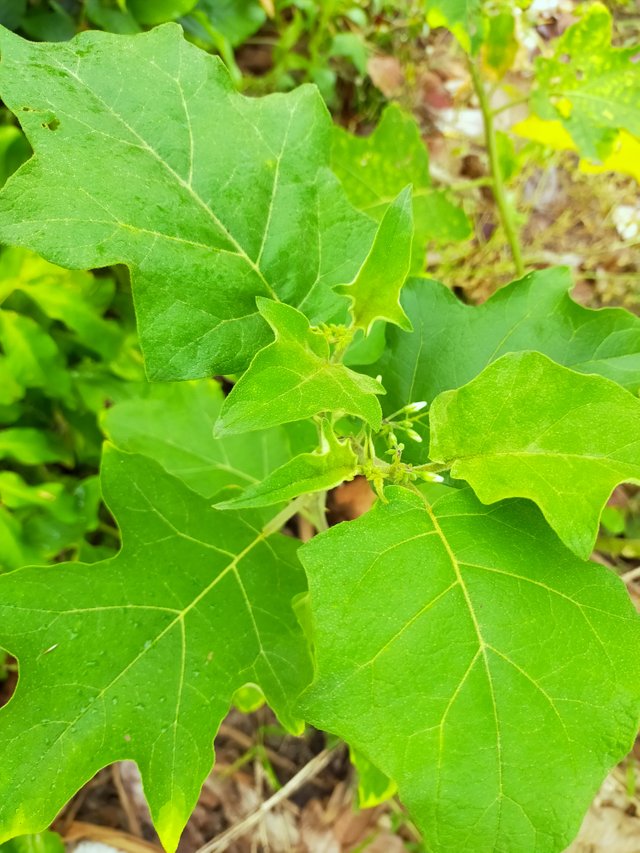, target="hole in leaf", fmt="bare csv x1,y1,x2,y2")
0,650,18,708
21,106,35,112
42,118,60,131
